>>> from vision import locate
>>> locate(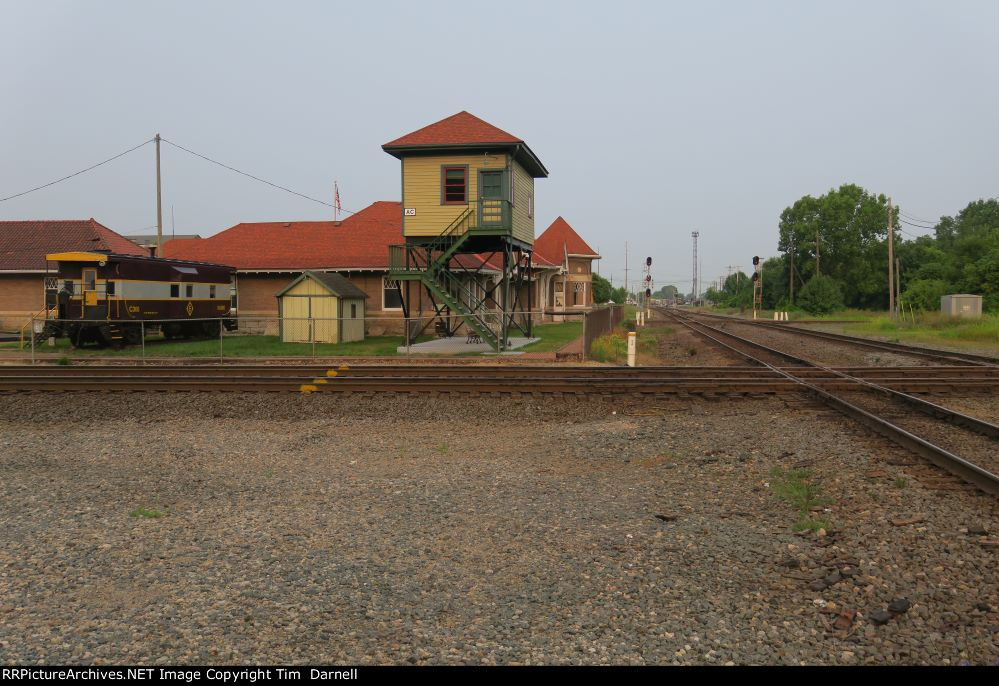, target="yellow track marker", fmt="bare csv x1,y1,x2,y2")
338,364,350,371
326,369,339,377
299,384,318,394
312,378,328,384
